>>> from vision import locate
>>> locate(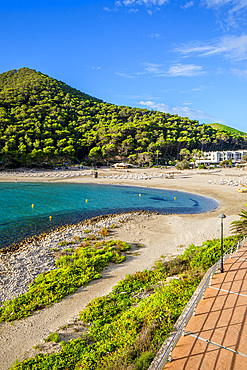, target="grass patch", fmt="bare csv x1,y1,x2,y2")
83,235,98,241
10,274,200,370
58,241,76,247
45,333,60,343
0,240,131,323
10,235,241,369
